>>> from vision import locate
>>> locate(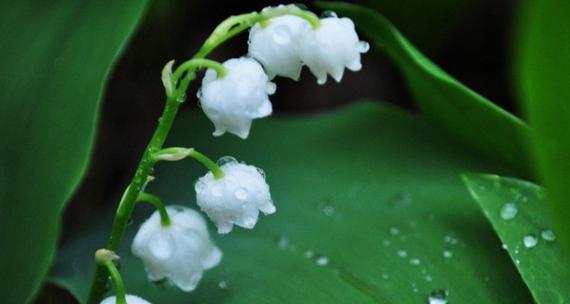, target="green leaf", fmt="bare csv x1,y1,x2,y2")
51,102,532,303
516,0,570,253
316,1,533,178
462,174,570,303
0,1,147,303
